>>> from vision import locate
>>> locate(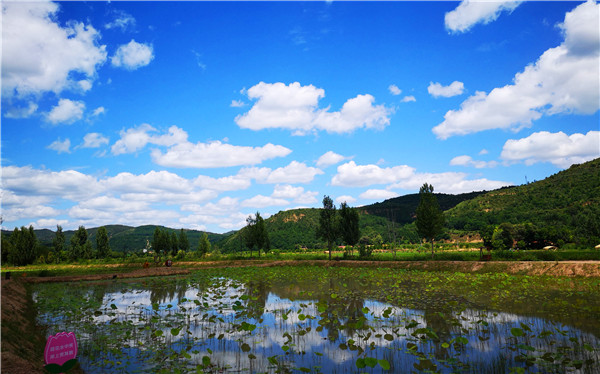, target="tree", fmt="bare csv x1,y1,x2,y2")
316,195,339,261
198,232,211,257
170,231,179,256
244,212,270,257
152,227,169,257
70,226,93,260
53,225,65,253
8,226,38,266
339,202,360,247
479,225,495,249
415,183,445,258
96,226,111,259
492,223,514,250
178,229,190,252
